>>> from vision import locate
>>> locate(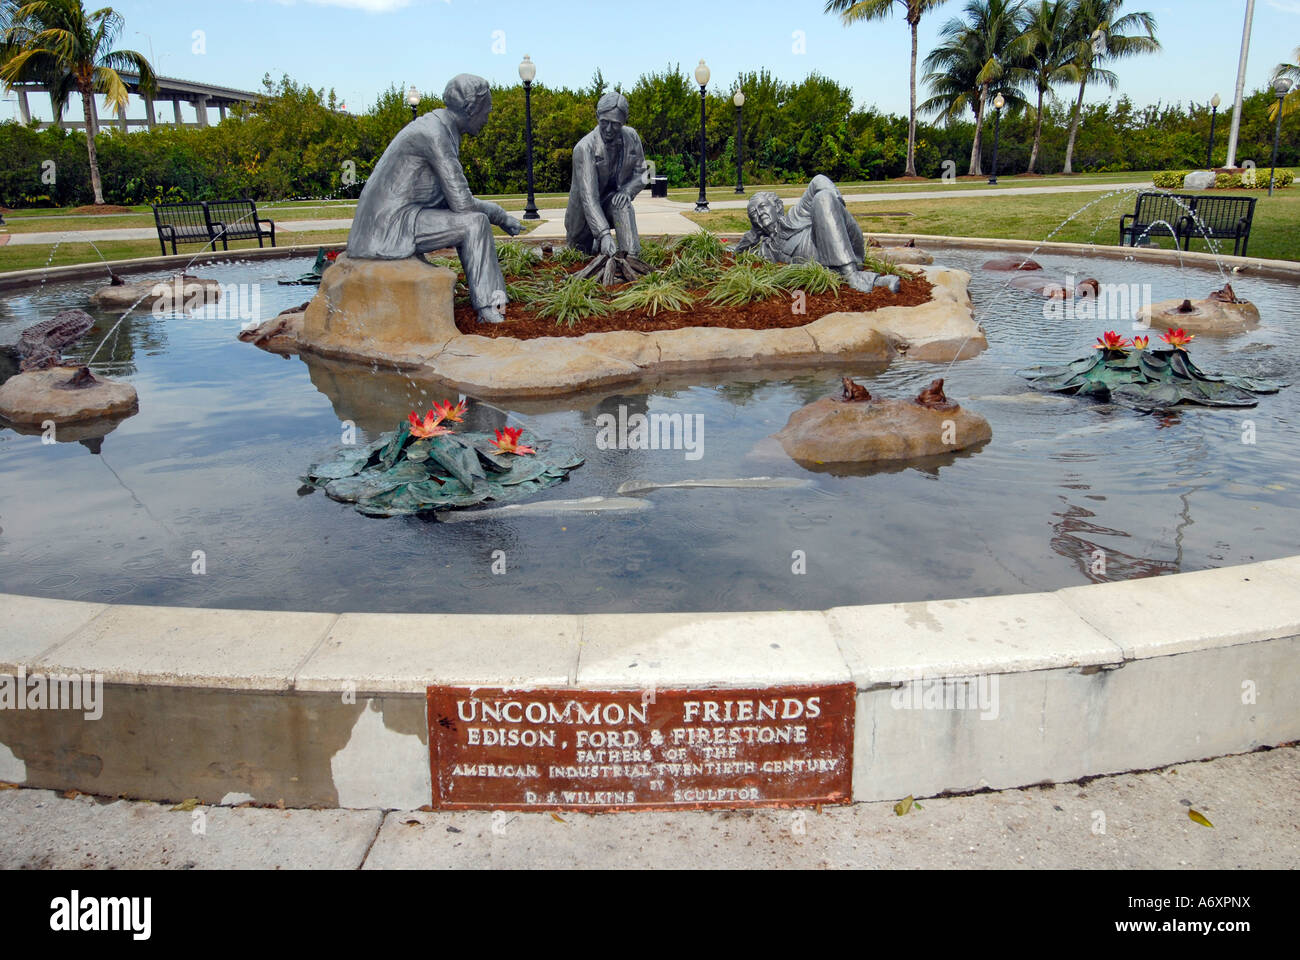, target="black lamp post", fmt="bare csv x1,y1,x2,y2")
1207,93,1221,168
694,59,710,212
733,88,745,194
519,55,540,220
988,92,1005,185
406,85,420,123
1270,77,1293,197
